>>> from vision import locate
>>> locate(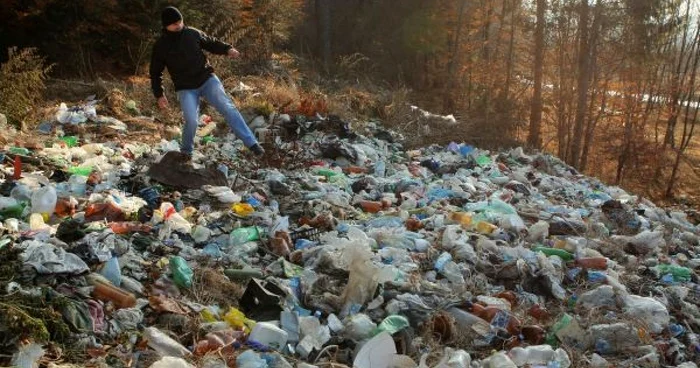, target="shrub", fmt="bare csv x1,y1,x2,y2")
0,47,53,127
